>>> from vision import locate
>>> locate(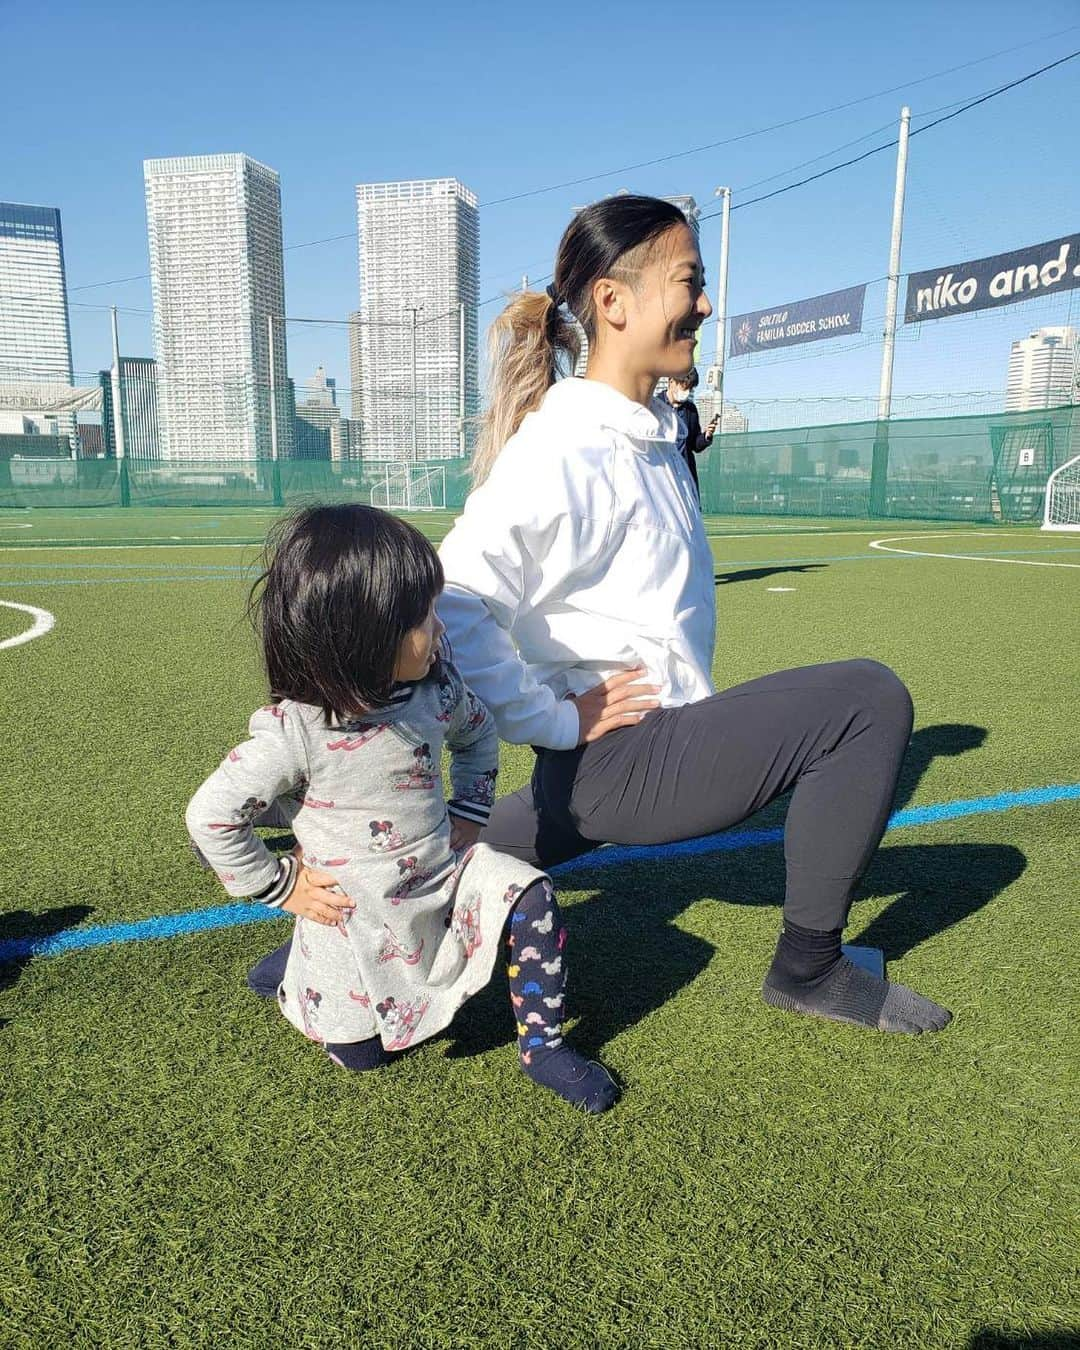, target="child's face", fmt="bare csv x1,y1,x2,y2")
393,601,445,682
